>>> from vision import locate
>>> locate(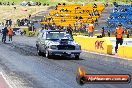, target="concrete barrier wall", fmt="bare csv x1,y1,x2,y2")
73,36,112,54
118,45,132,58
